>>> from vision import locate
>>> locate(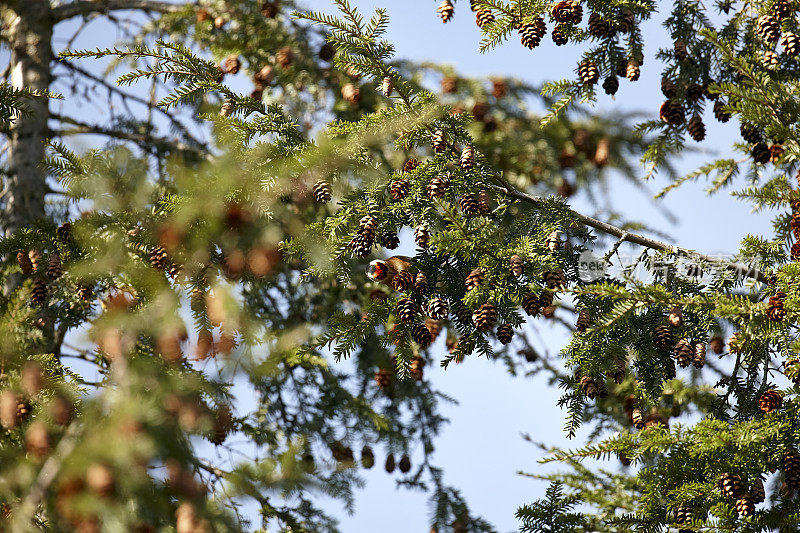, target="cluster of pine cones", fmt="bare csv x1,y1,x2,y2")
436,1,640,98
326,442,413,474
16,223,74,308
